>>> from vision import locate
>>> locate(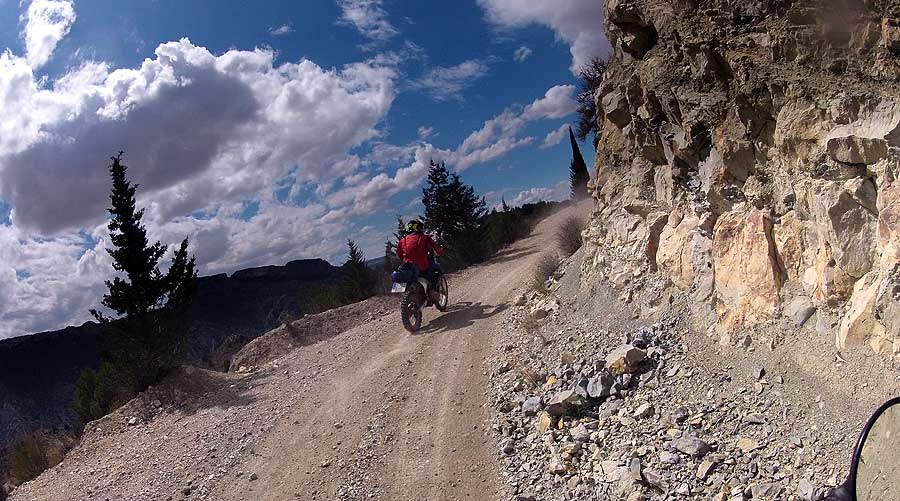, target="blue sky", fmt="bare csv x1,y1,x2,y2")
0,0,608,338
